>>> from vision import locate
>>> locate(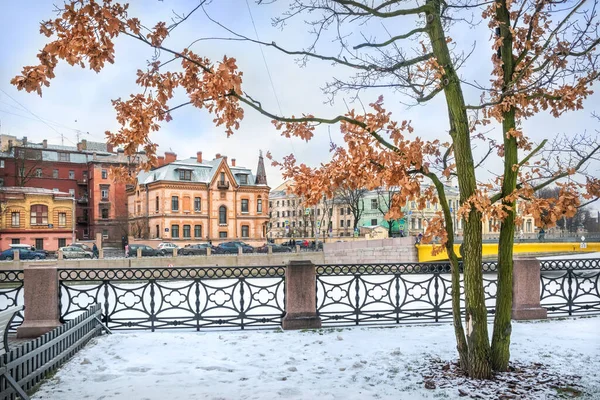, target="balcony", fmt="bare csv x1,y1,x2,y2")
77,196,88,204
217,180,229,189
77,178,88,186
